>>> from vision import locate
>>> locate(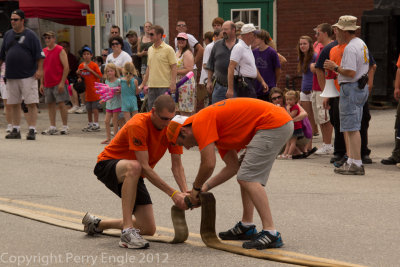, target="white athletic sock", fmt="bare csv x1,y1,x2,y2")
29,126,36,130
241,221,255,227
347,158,353,165
265,230,278,236
50,125,56,130
93,122,99,127
353,159,363,167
